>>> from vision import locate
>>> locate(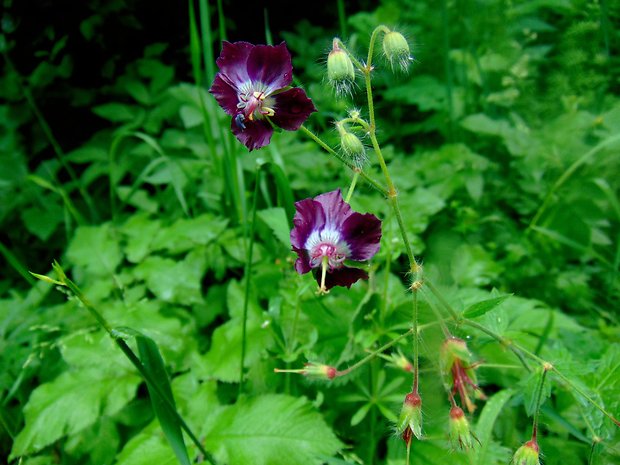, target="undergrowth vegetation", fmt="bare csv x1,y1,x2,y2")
1,1,619,464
